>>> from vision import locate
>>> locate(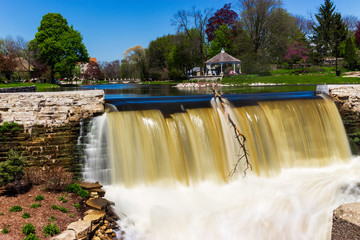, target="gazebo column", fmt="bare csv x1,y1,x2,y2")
220,63,223,74
239,62,241,74
233,62,236,73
